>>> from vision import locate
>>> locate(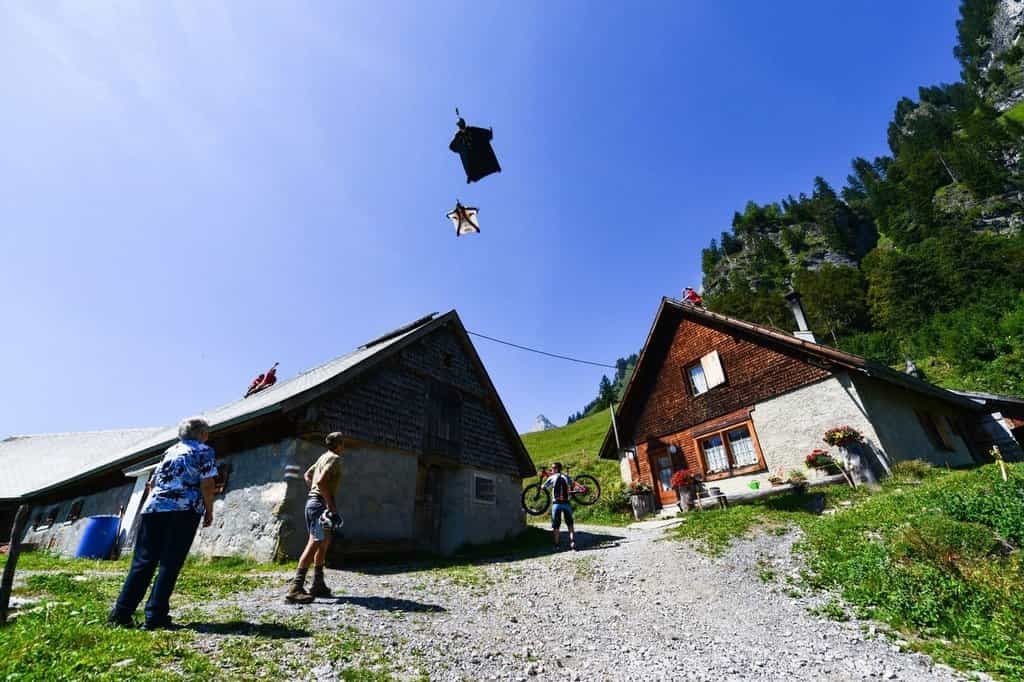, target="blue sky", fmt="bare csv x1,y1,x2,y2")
0,1,962,437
